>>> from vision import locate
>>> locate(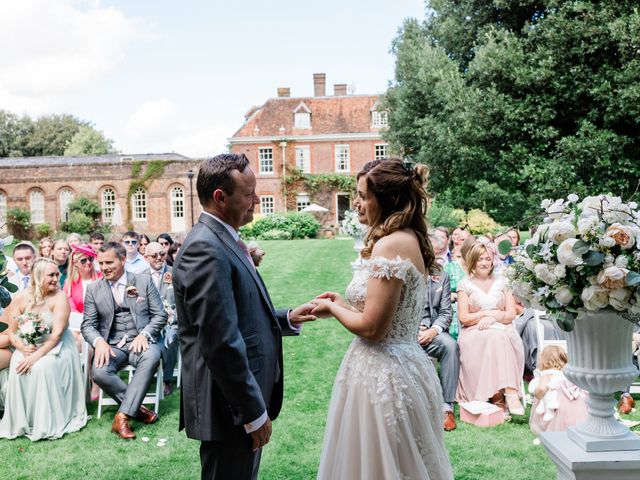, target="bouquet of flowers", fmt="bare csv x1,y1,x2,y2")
340,209,367,238
15,311,53,345
506,194,640,331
